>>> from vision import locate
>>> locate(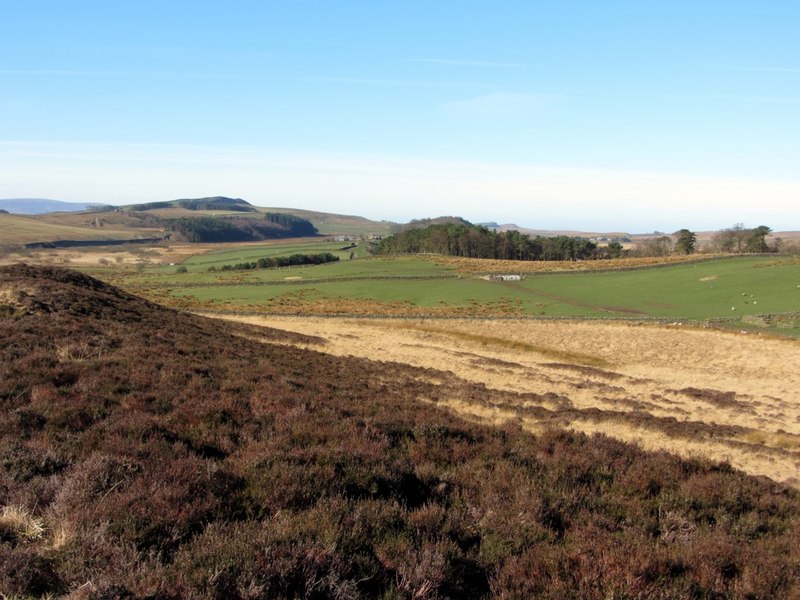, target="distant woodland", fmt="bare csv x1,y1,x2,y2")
376,223,602,261
377,222,783,261
167,213,318,243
